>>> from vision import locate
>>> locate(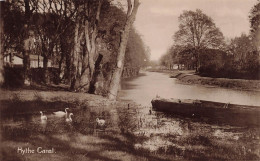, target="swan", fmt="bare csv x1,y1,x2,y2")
96,118,105,126
223,102,230,108
40,111,47,120
53,108,69,117
66,113,73,122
